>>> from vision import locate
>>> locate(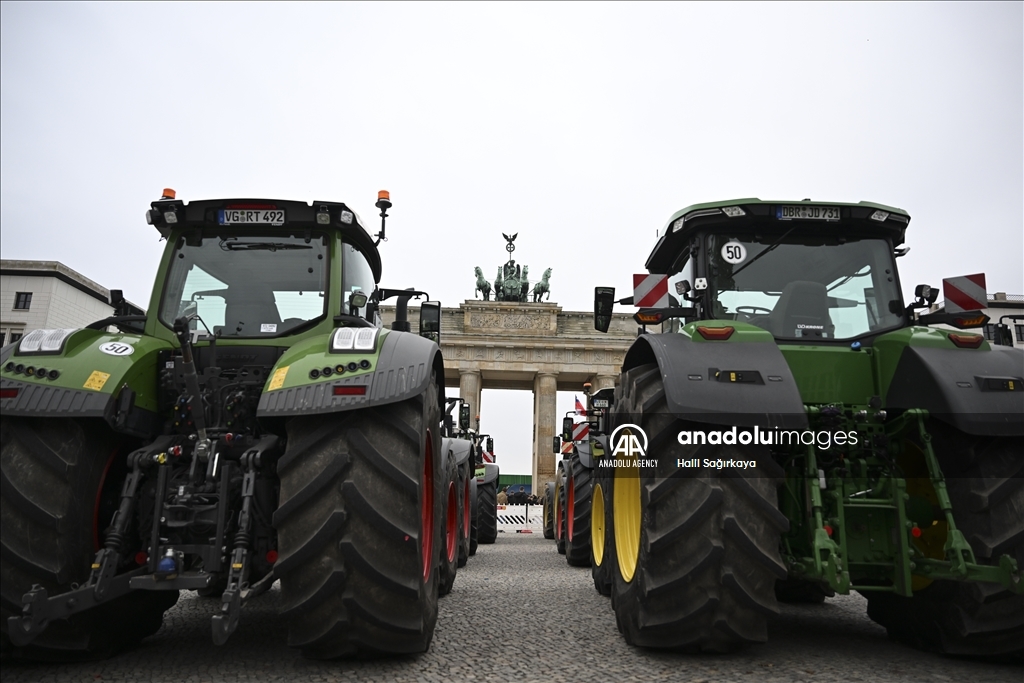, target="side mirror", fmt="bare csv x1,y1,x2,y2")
486,437,493,453
459,403,471,430
594,286,615,333
109,289,126,316
562,416,574,441
419,301,441,343
443,414,454,434
552,436,561,454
